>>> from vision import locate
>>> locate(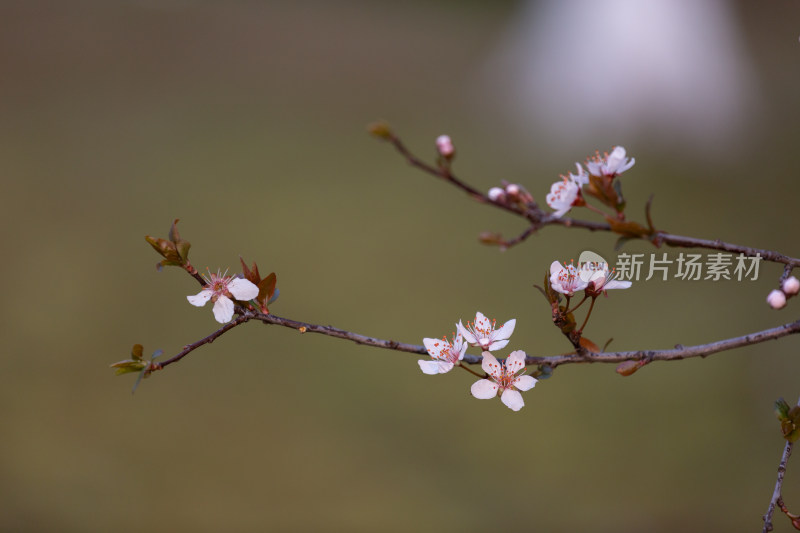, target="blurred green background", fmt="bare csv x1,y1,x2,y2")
3,1,800,531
